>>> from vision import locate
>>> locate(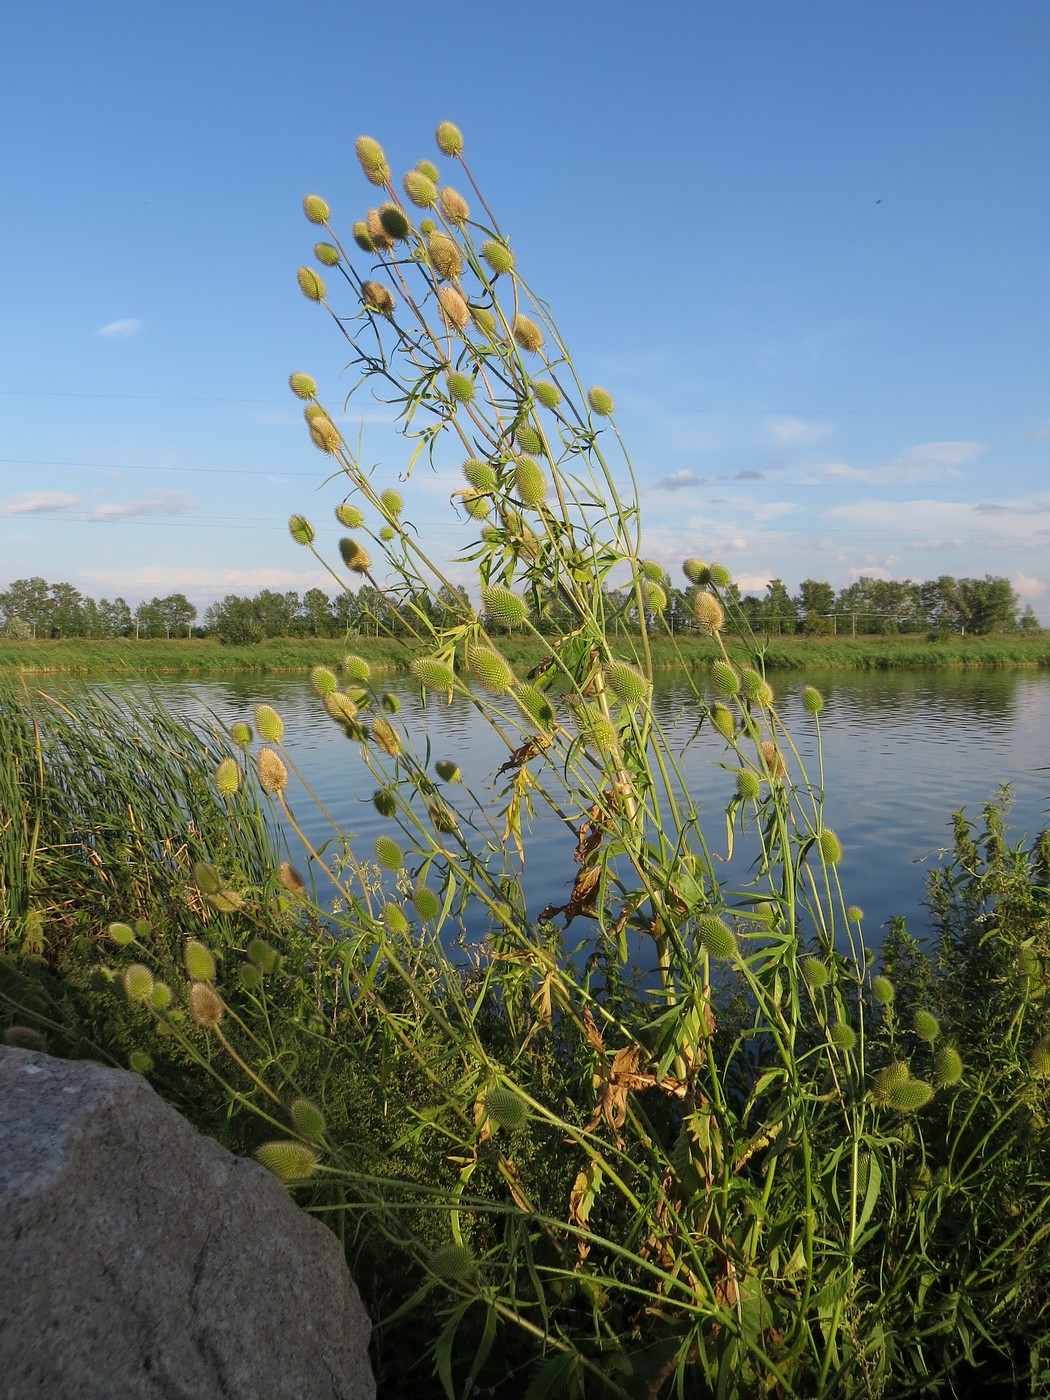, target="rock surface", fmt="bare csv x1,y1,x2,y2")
0,1046,375,1399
